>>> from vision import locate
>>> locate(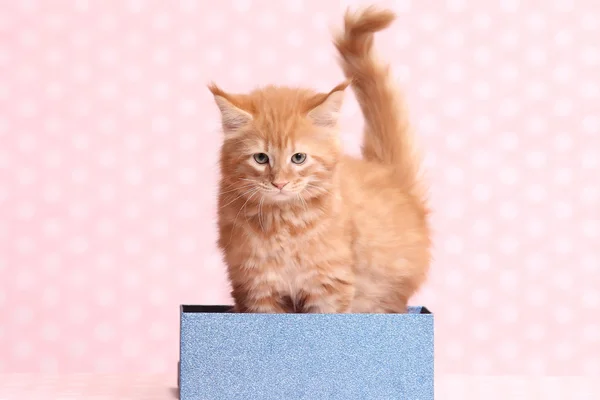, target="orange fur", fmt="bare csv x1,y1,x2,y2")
210,7,431,313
